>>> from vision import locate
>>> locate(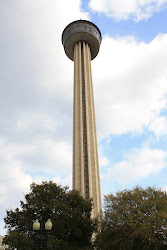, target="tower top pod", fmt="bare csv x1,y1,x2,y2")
62,20,102,61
